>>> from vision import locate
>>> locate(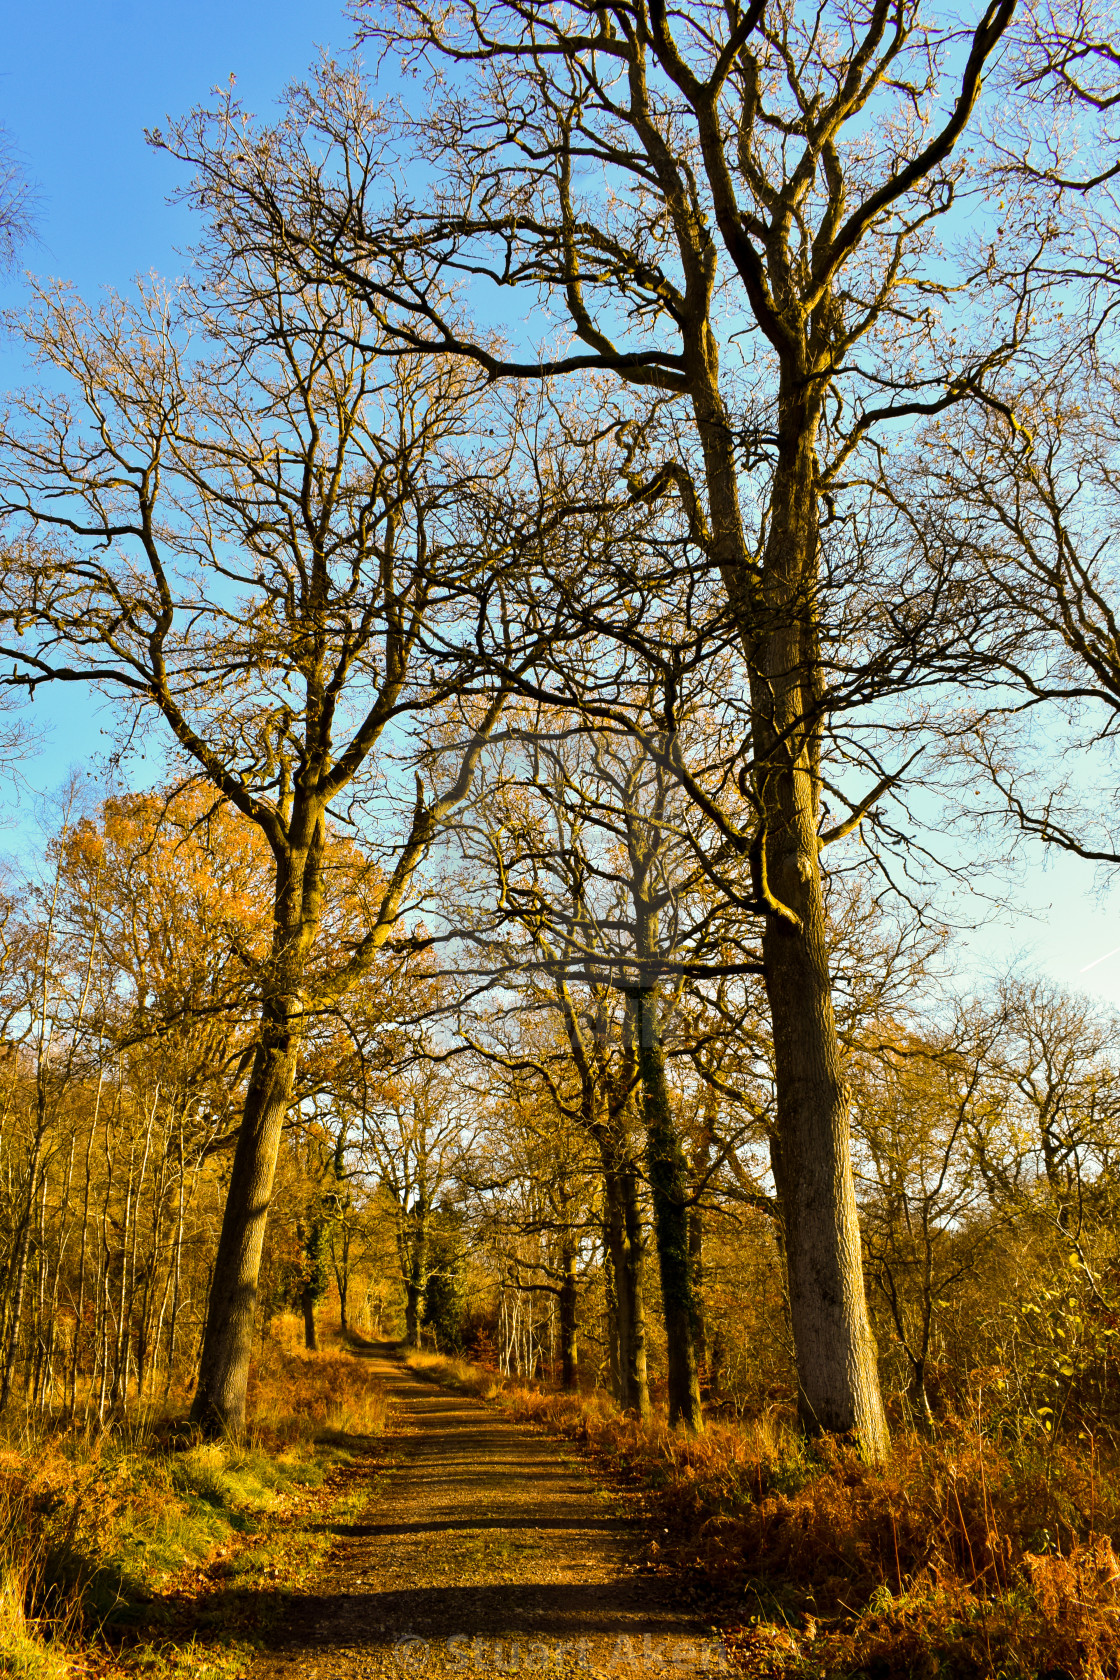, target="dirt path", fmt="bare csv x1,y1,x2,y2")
248,1347,730,1677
